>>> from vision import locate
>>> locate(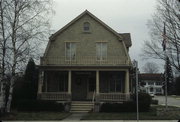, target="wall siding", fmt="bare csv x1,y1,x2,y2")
45,14,129,65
